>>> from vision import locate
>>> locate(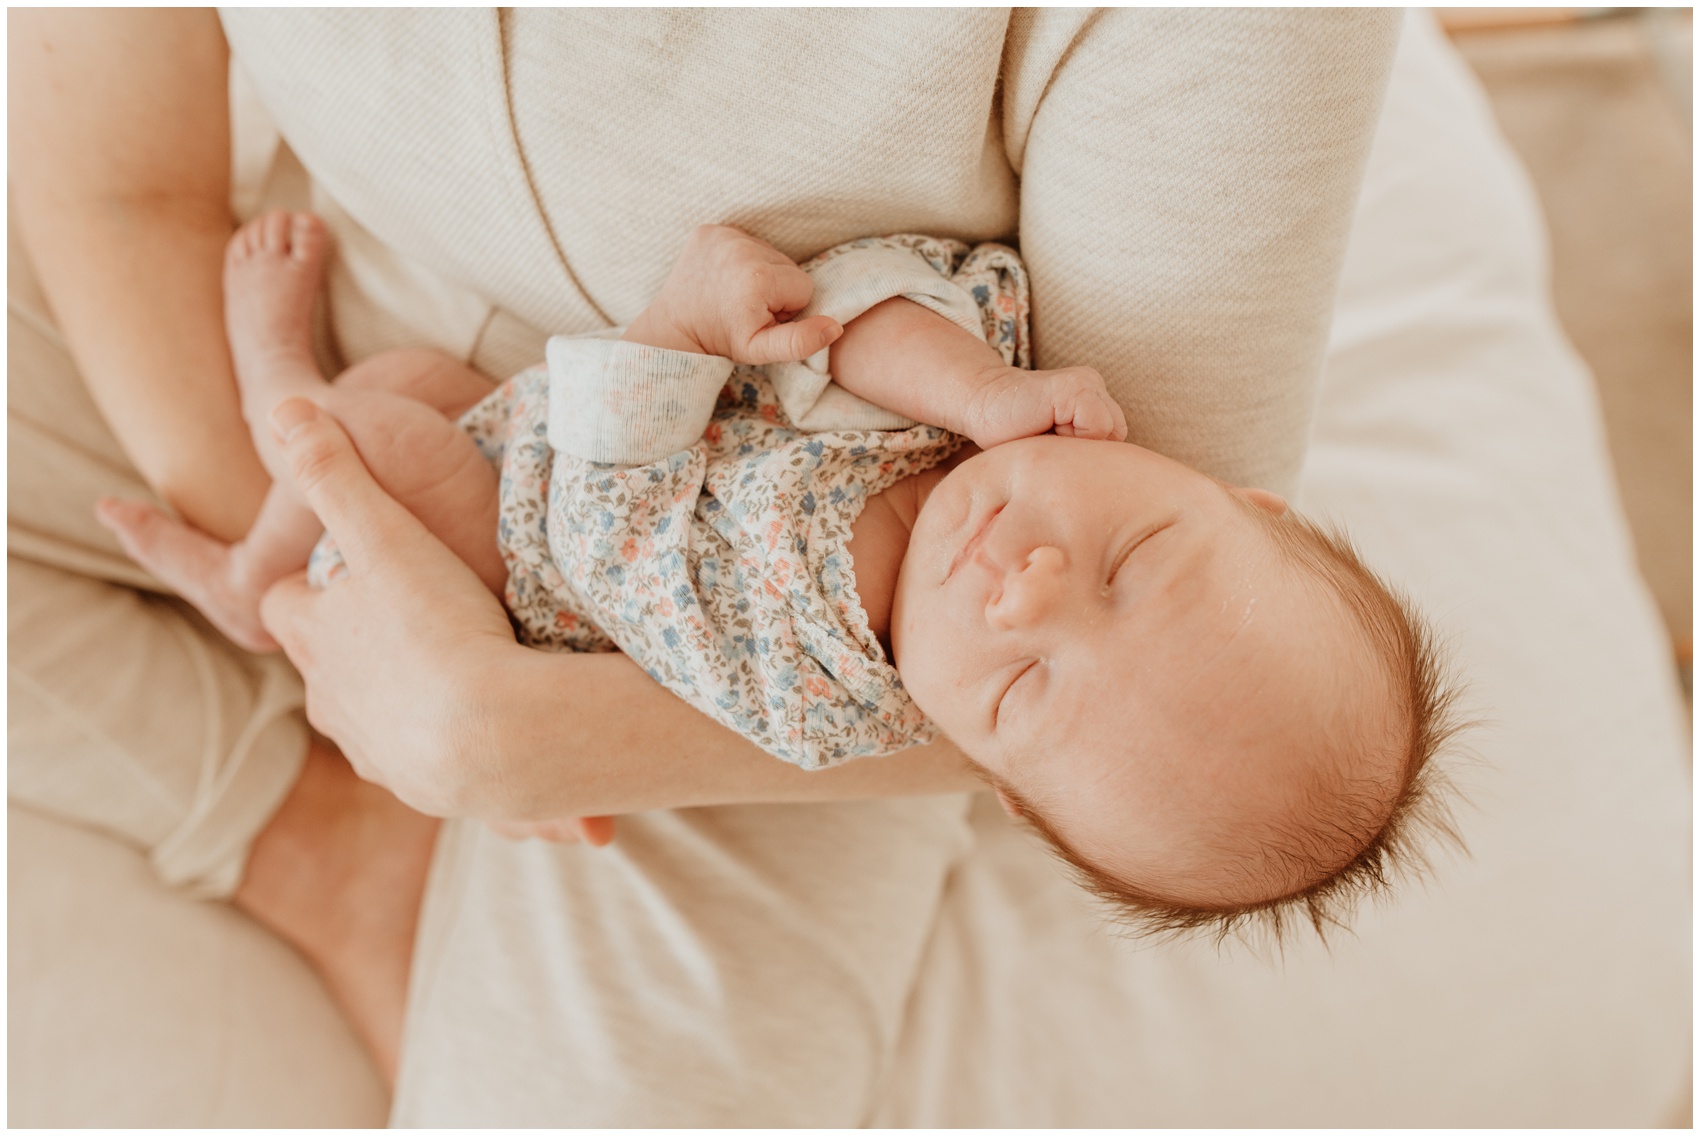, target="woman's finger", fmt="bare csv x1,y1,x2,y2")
743,314,842,365
269,398,424,574
260,568,395,757
573,815,617,847
258,570,319,675
257,570,343,742
761,260,815,316
487,818,563,843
